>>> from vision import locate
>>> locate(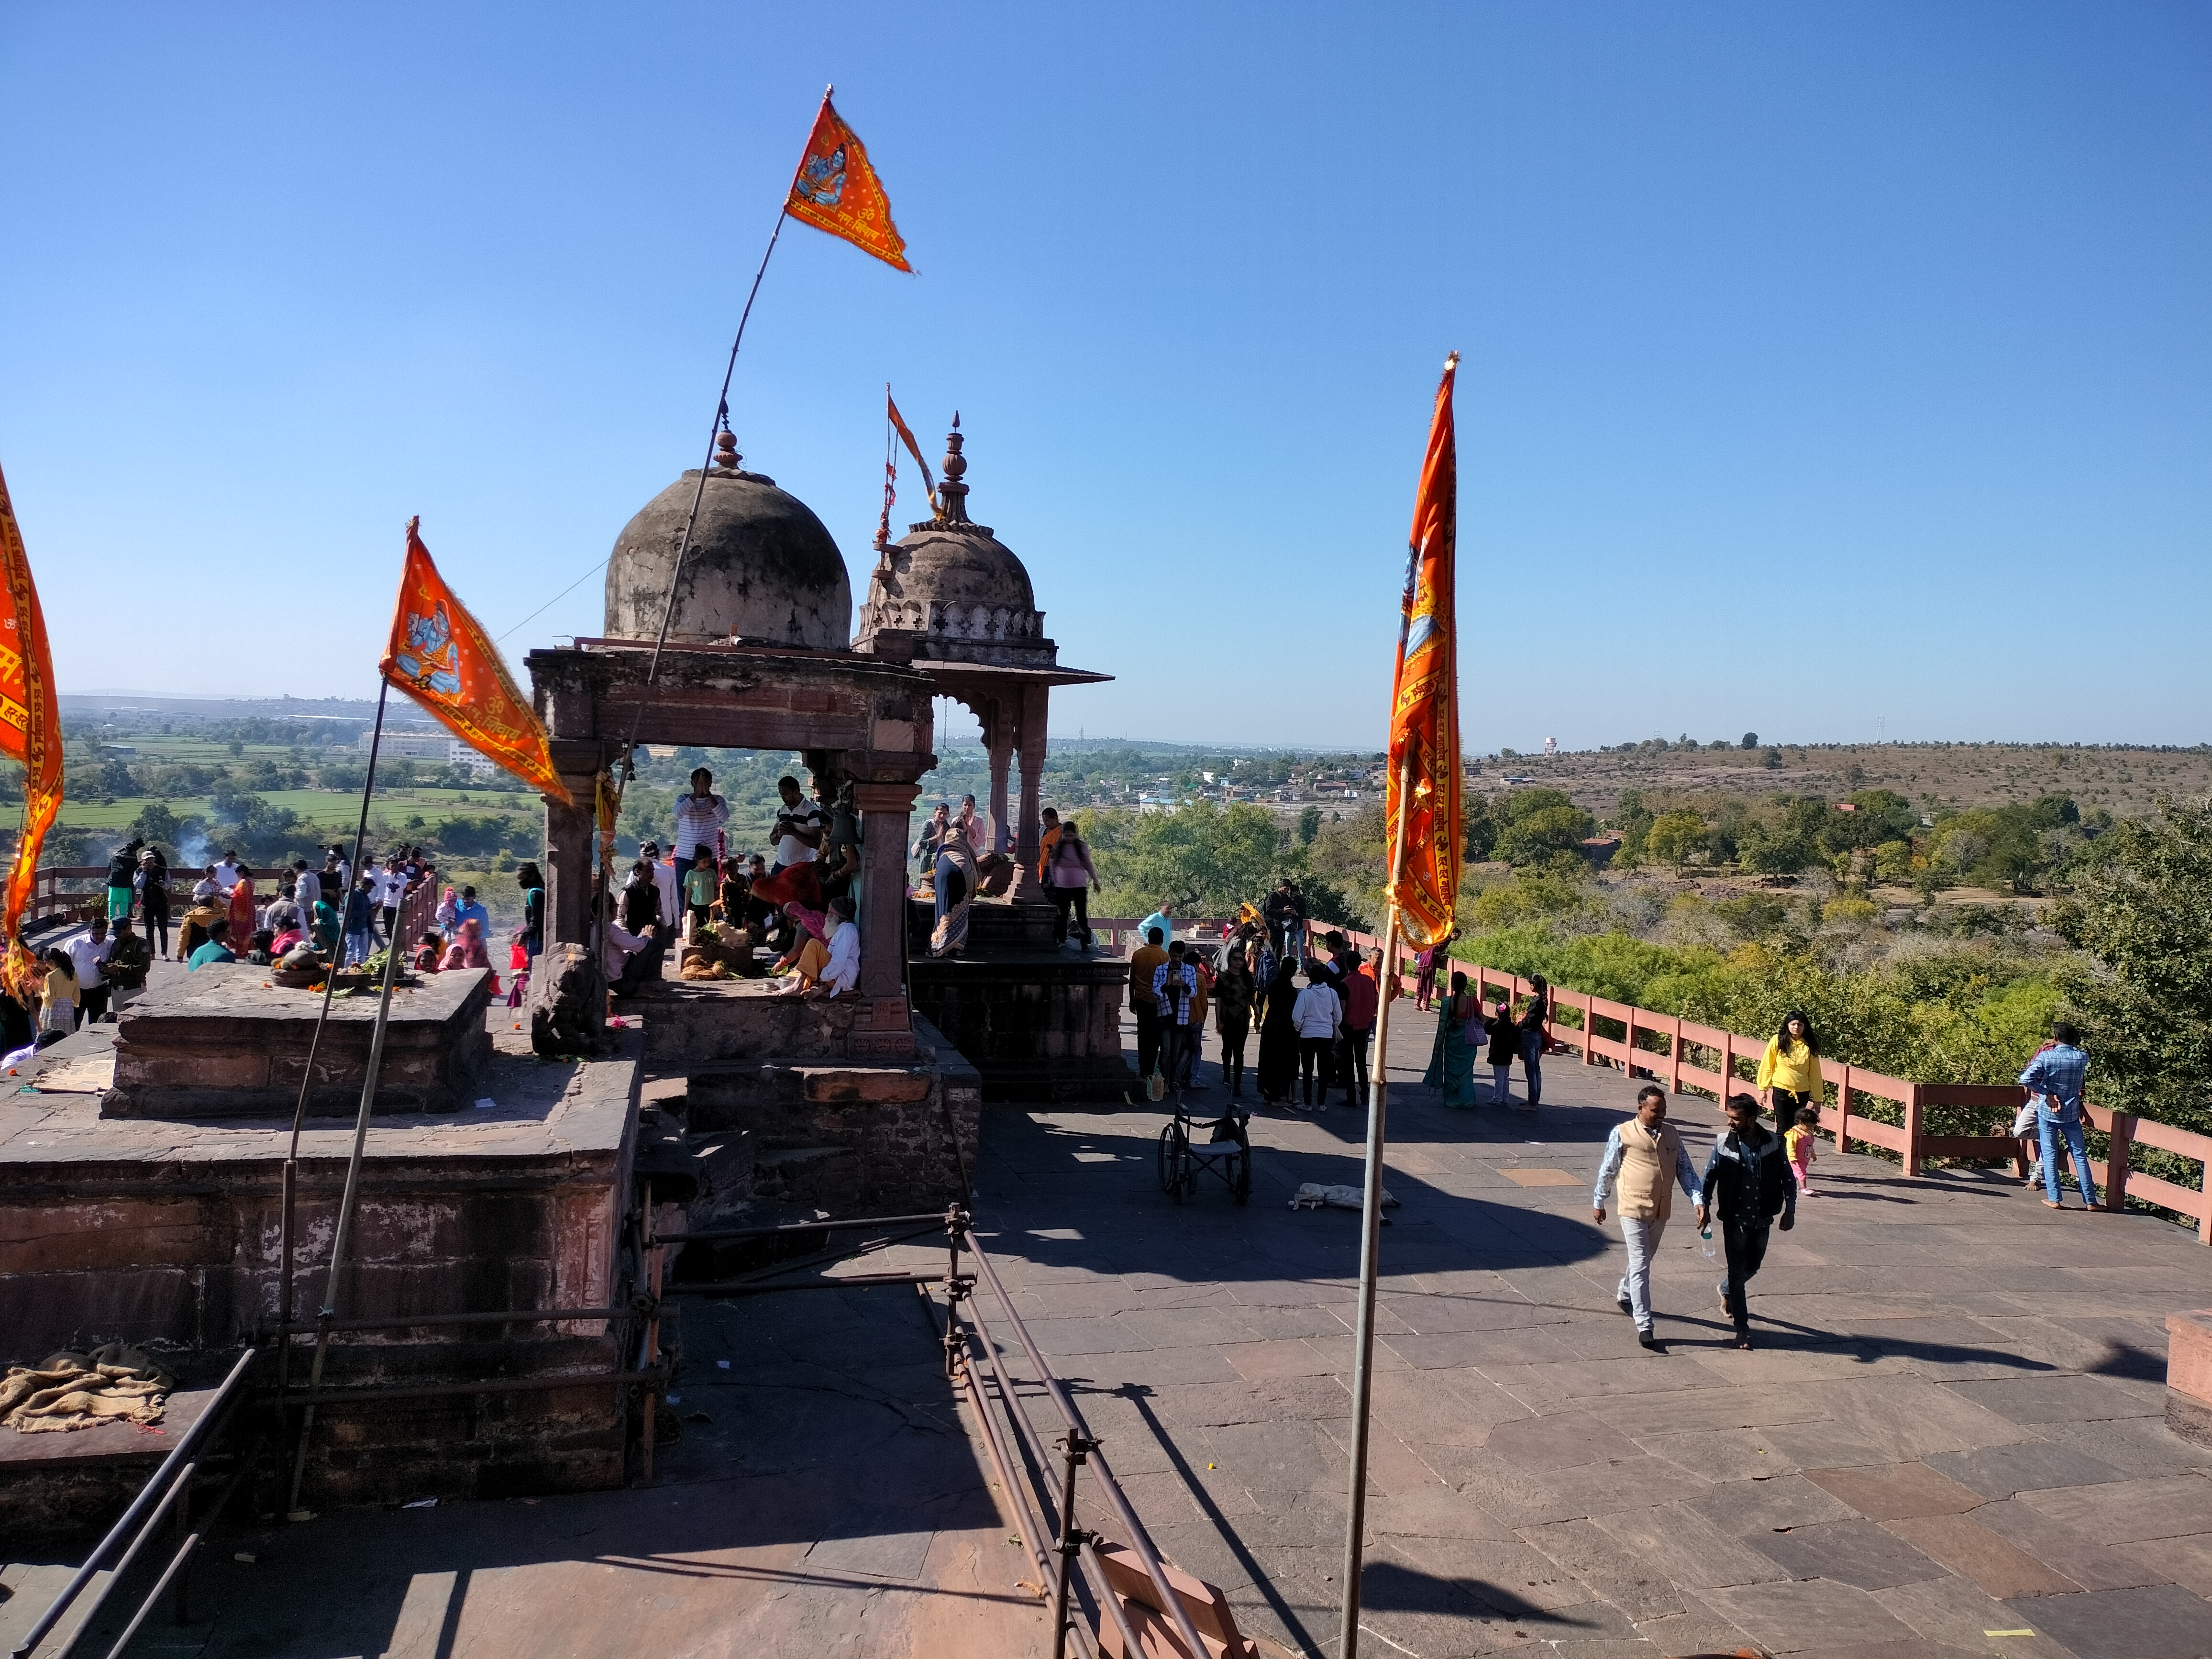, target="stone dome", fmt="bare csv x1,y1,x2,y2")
604,449,851,649
854,420,1056,668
